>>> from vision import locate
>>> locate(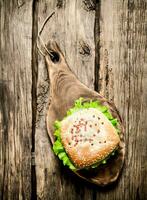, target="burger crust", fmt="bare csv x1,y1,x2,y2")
61,108,120,169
